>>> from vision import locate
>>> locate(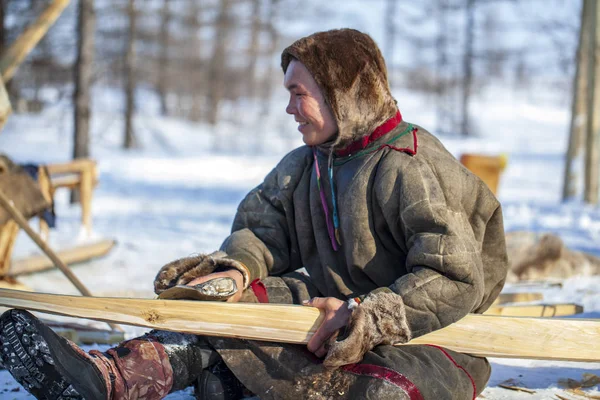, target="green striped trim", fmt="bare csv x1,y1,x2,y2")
333,123,414,166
